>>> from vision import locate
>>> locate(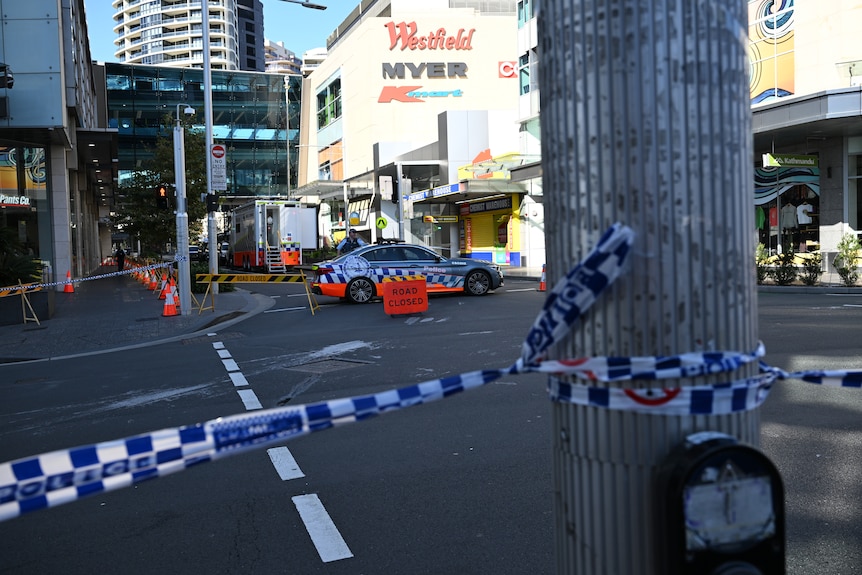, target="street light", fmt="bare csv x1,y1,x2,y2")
174,103,195,316
277,0,328,10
